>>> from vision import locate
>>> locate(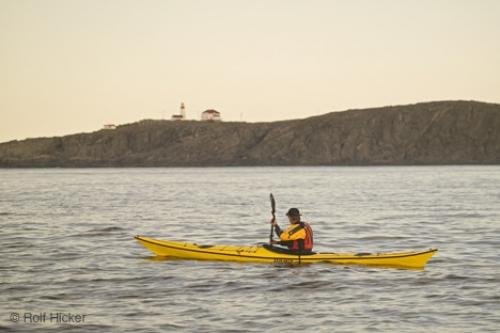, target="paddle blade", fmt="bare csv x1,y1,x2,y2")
270,193,276,215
